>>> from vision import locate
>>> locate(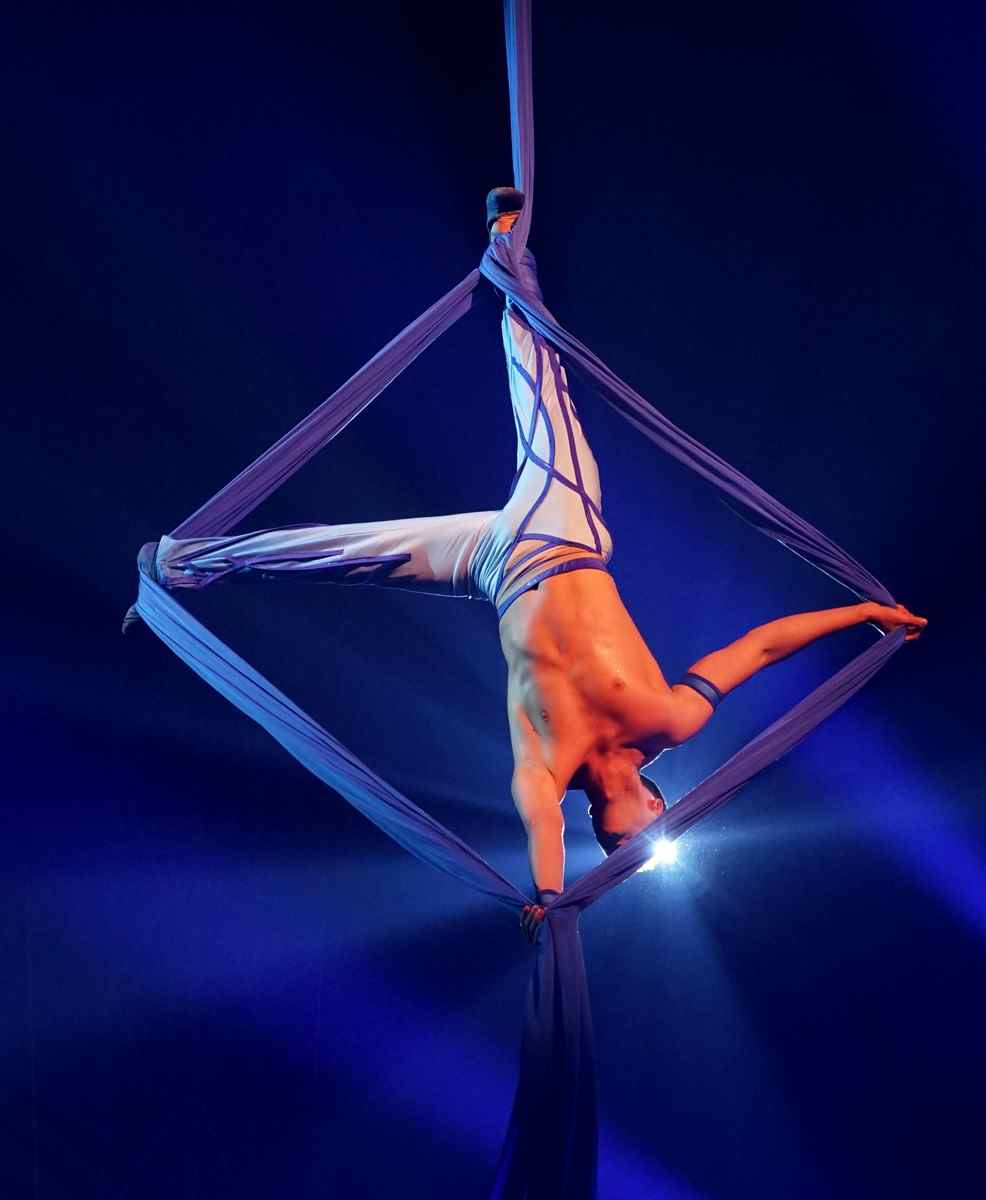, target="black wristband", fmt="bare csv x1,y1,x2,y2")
677,671,724,710
536,888,561,905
